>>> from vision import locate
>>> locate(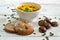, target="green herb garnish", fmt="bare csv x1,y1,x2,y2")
24,8,29,12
